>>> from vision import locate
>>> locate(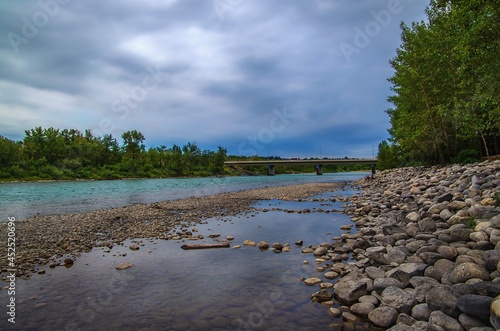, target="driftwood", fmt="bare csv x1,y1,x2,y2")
181,242,230,250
